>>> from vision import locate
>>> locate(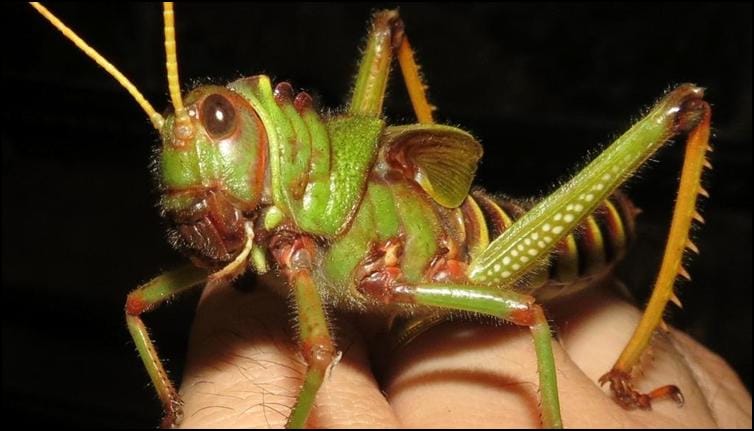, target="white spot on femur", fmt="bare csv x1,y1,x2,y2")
544,236,553,243
532,233,539,240
566,204,574,211
512,263,521,270
494,263,501,272
501,271,511,278
602,173,611,181
517,244,525,251
503,256,511,265
573,204,584,212
543,223,552,232
538,240,546,248
585,194,594,202
521,256,530,263
511,250,519,257
525,238,532,245
554,213,563,221
594,183,605,191
527,249,538,256
564,214,574,223
552,226,564,234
